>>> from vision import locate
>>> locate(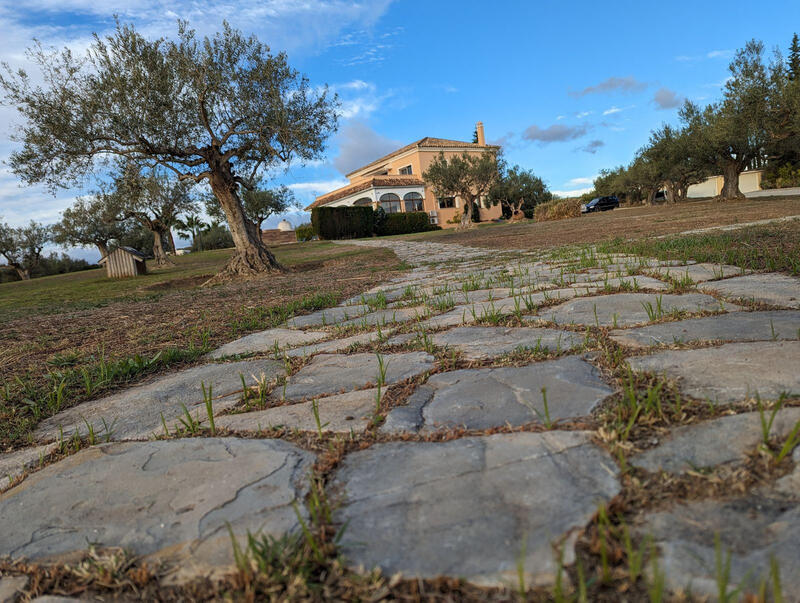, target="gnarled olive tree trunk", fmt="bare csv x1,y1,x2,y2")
207,164,283,278
719,160,746,200
150,228,171,266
